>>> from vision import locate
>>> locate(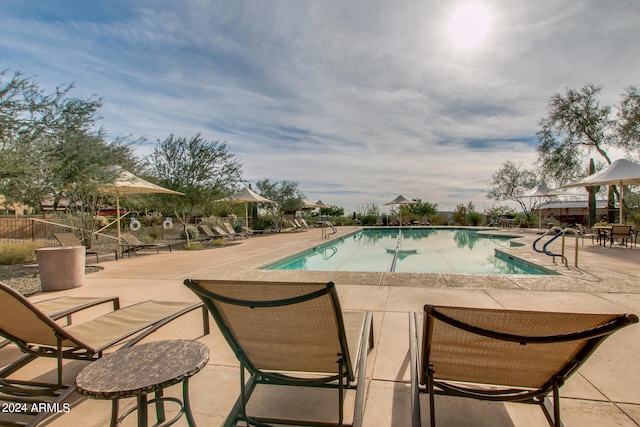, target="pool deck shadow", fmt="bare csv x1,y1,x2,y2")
5,226,640,426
